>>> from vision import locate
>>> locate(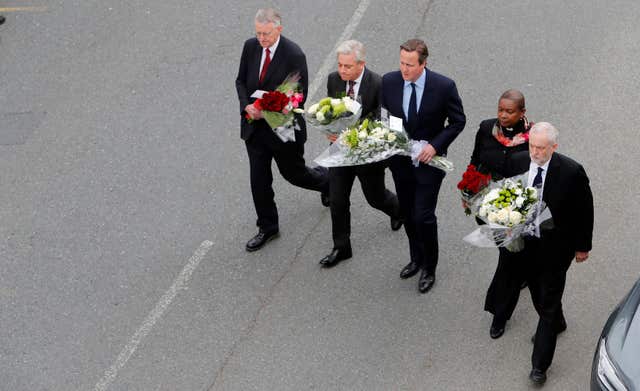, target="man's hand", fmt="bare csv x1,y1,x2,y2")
575,251,589,263
245,104,262,120
326,134,338,143
417,144,437,163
